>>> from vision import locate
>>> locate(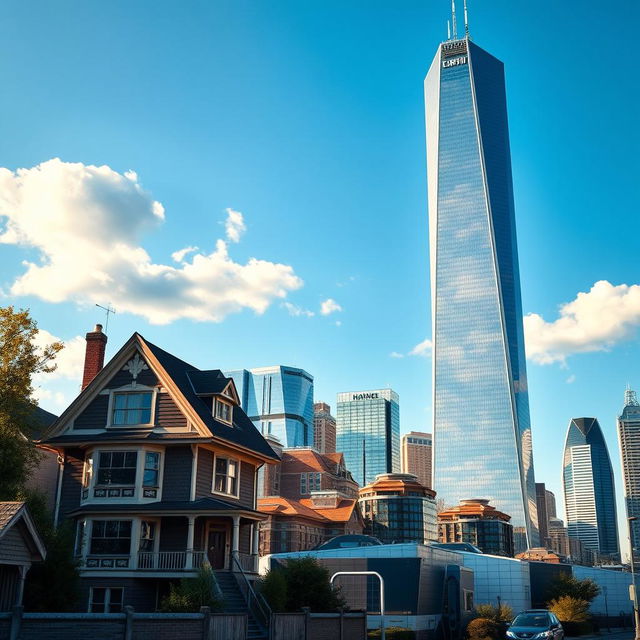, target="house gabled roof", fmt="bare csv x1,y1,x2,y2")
41,333,279,462
257,496,360,524
0,502,47,561
280,448,345,475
